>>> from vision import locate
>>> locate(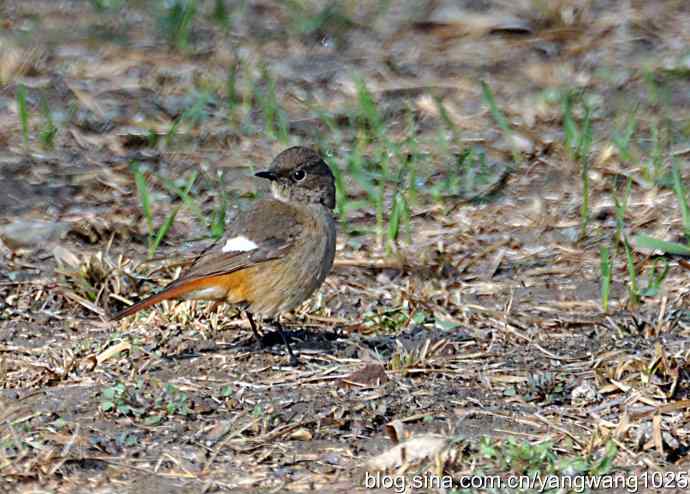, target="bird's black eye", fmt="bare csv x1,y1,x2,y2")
292,169,306,181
